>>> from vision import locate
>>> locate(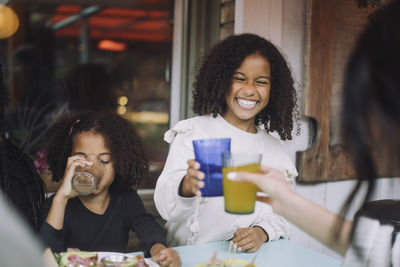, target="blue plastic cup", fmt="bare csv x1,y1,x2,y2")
192,138,231,197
